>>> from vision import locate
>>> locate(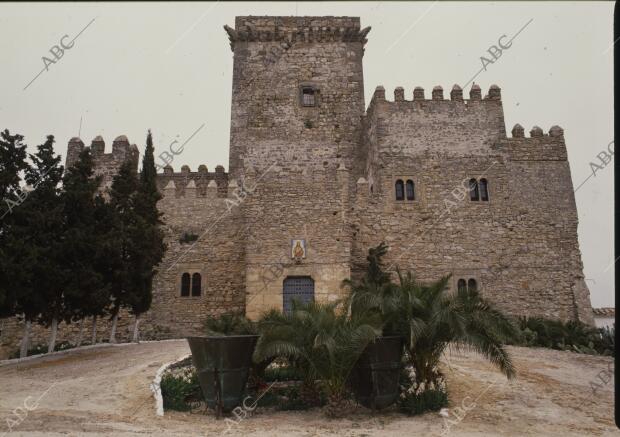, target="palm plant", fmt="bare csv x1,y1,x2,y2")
345,243,518,394
395,271,517,386
343,242,402,335
254,300,381,414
